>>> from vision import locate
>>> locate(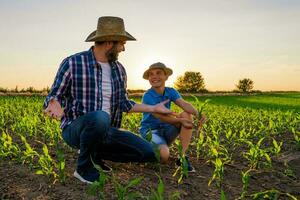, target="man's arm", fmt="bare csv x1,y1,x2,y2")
129,100,174,115
175,98,198,116
44,58,71,119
